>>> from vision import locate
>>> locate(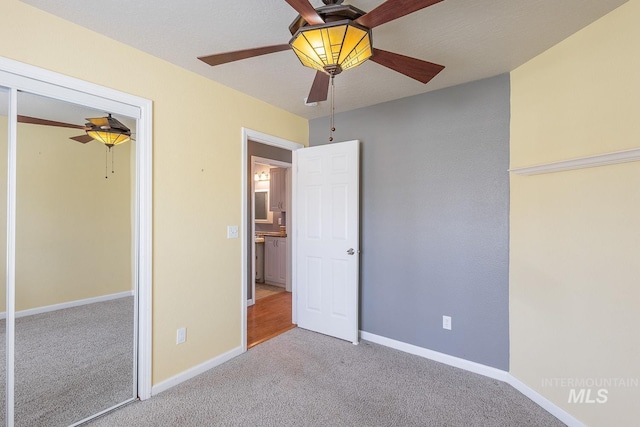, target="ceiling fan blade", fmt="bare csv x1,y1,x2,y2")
17,115,85,130
284,0,325,26
198,44,291,66
355,0,443,28
70,134,94,144
307,71,330,103
370,48,444,84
